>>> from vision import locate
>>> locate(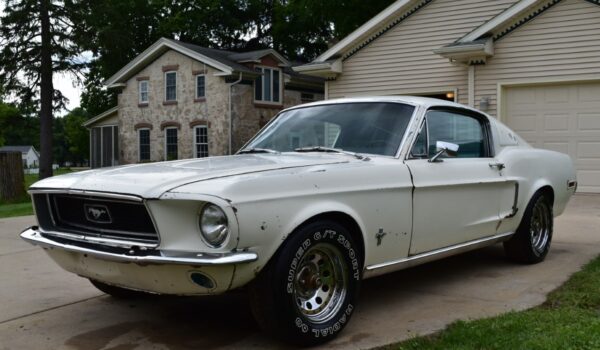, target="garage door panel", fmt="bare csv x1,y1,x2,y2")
543,141,570,155
505,82,600,193
577,142,600,160
543,86,570,103
578,113,600,130
507,114,537,132
578,84,600,102
577,170,600,192
544,114,570,131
